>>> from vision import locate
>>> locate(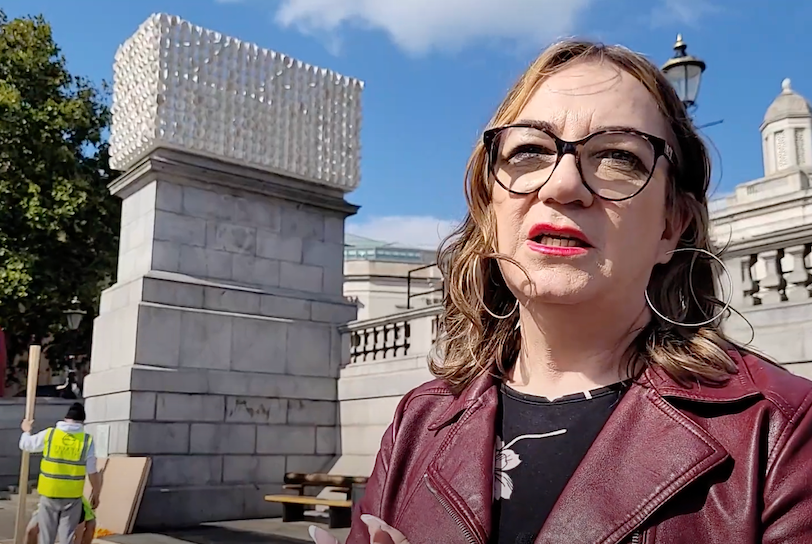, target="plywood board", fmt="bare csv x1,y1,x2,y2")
84,457,151,535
